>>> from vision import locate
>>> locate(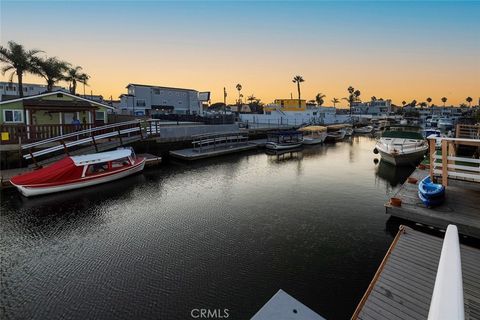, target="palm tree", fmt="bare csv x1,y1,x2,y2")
247,95,256,104
331,97,340,107
466,97,473,107
315,93,326,106
371,96,377,102
64,66,89,95
441,97,447,107
0,41,43,97
236,83,242,104
292,75,304,108
402,101,406,107
342,86,361,118
426,97,432,106
33,57,70,91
